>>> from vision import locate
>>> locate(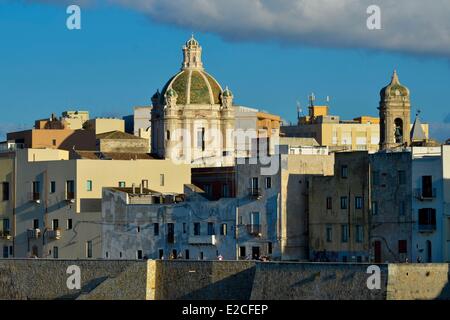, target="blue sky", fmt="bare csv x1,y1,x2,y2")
0,1,449,141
